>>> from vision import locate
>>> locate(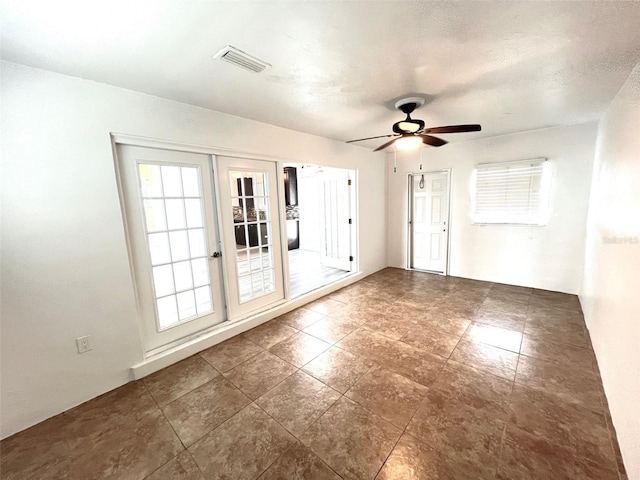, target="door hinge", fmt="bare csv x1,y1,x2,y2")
349,255,354,261
348,218,352,224
347,179,352,186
